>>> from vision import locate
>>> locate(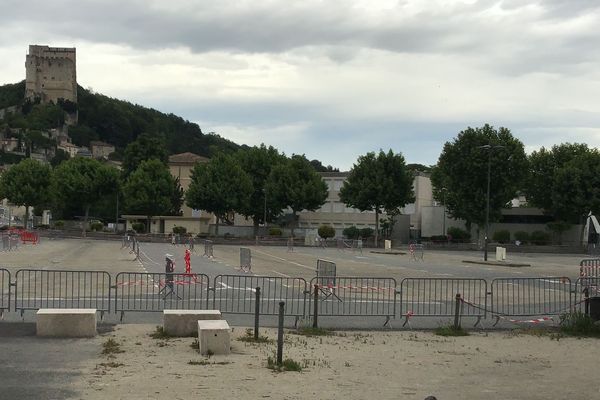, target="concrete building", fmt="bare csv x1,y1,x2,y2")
25,45,77,105
89,141,115,159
